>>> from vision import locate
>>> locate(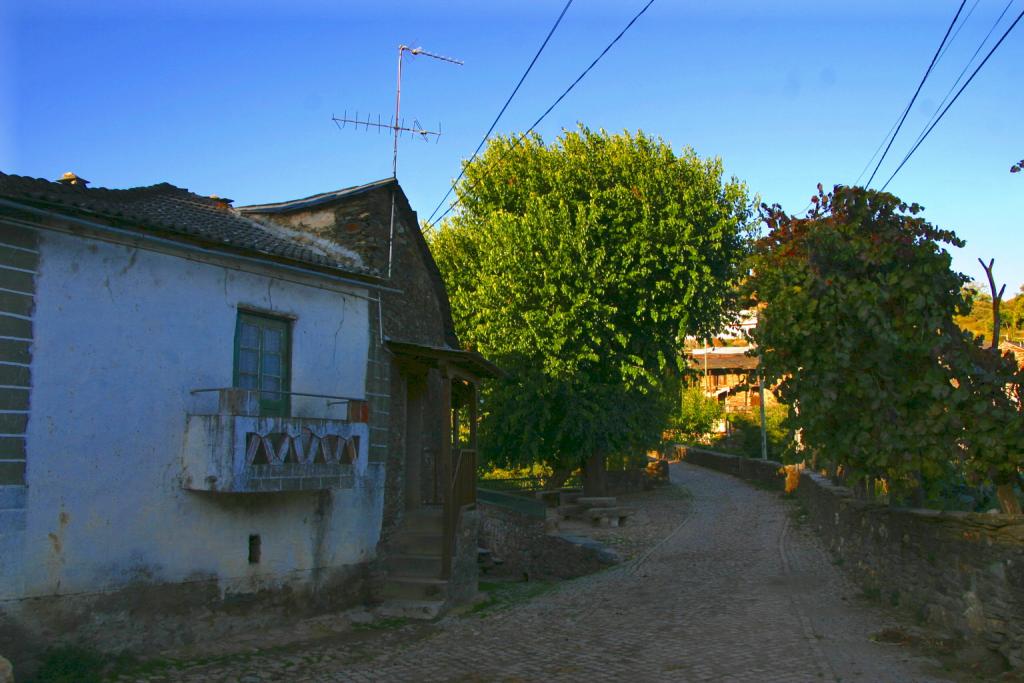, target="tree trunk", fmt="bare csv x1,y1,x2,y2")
583,452,607,497
996,483,1022,515
546,467,573,491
